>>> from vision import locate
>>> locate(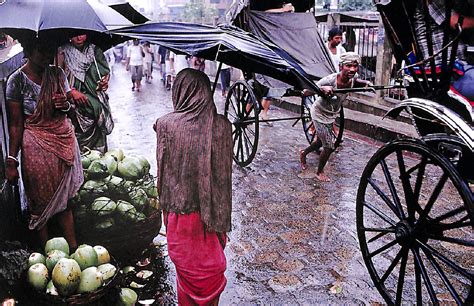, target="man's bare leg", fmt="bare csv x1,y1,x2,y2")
316,147,333,182
300,138,322,170
56,209,78,251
